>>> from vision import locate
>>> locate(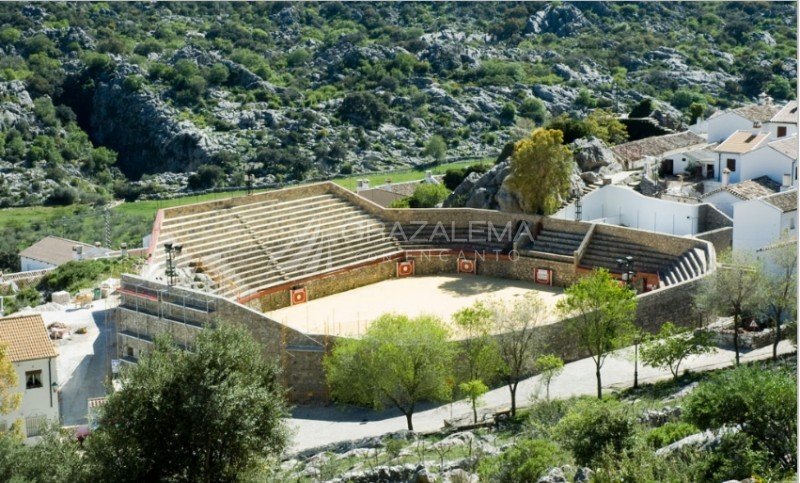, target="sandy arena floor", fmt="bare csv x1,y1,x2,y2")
266,275,563,338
